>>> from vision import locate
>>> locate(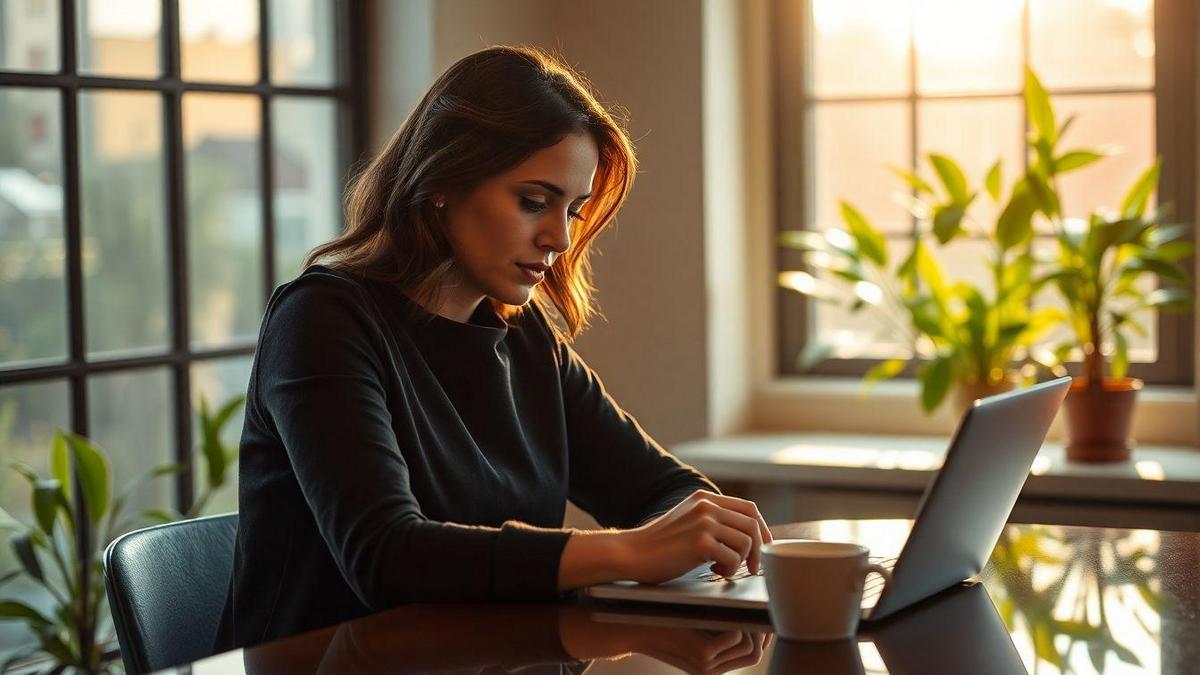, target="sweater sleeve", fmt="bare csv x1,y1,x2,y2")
547,319,720,529
258,274,571,610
